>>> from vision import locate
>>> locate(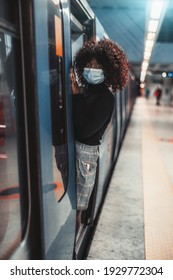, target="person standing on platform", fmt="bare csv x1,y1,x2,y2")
71,38,129,231
145,87,150,99
154,85,162,106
